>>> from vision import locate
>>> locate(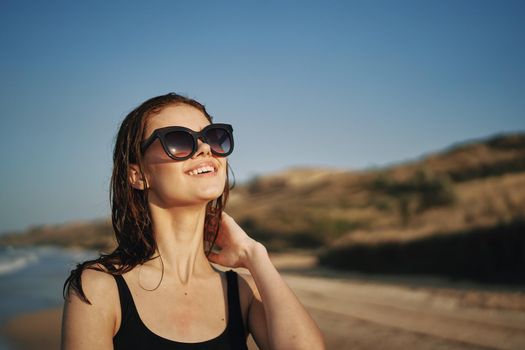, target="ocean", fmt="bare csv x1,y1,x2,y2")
0,245,99,350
